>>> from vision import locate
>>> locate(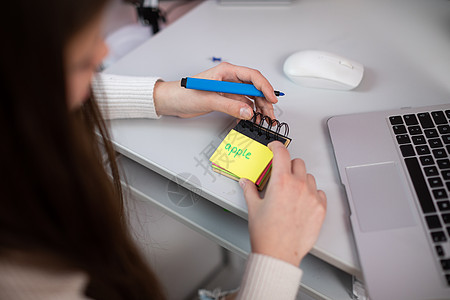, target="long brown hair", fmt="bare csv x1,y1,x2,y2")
0,1,165,299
